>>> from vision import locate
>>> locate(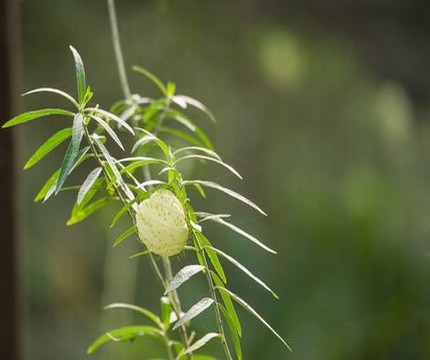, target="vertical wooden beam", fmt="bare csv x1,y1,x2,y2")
0,0,23,359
